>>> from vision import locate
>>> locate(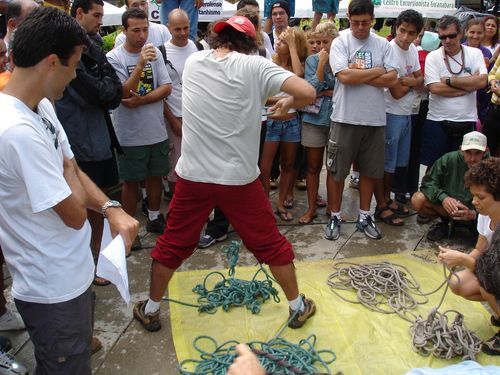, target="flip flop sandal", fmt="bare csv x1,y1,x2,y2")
298,213,318,225
375,206,404,226
275,208,293,222
93,276,111,287
284,198,294,209
387,199,410,217
316,196,327,208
